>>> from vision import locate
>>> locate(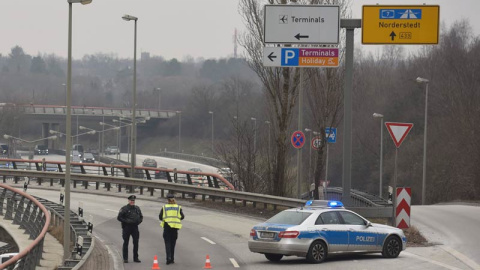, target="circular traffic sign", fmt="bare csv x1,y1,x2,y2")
291,131,305,149
312,136,322,150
